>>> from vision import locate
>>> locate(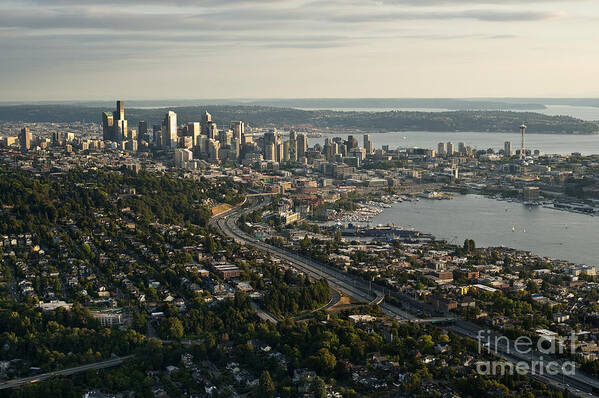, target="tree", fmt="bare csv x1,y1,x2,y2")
316,347,337,375
463,239,476,253
259,370,275,397
205,235,217,254
164,317,184,339
313,377,327,398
